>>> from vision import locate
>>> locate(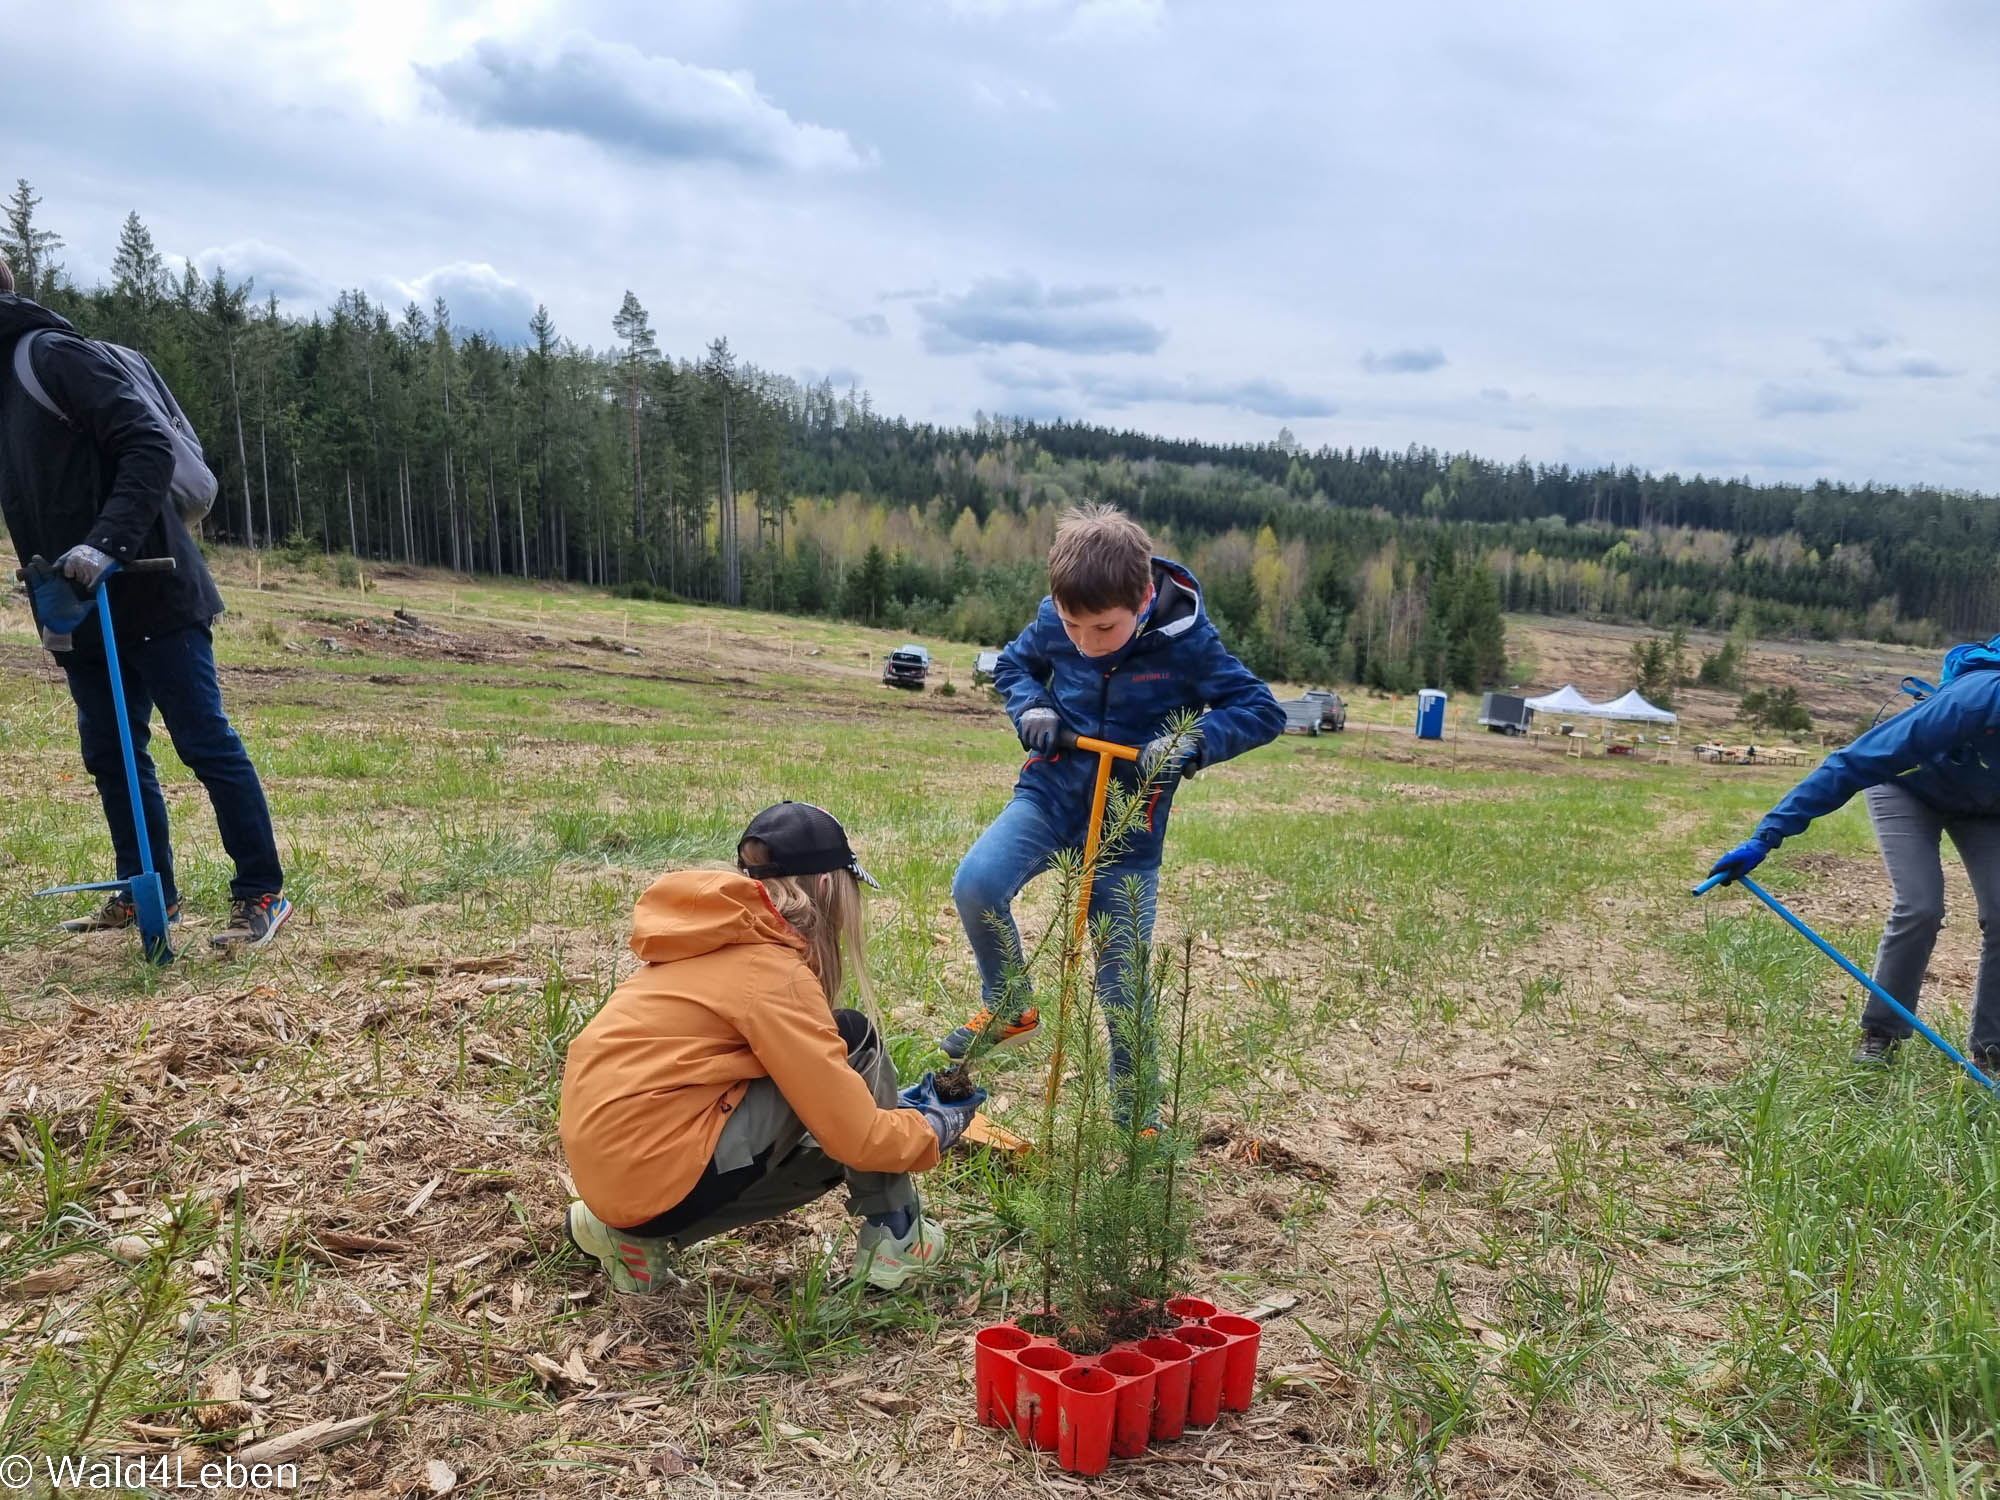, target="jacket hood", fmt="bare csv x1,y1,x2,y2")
1144,557,1202,640
0,294,74,346
628,869,807,965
